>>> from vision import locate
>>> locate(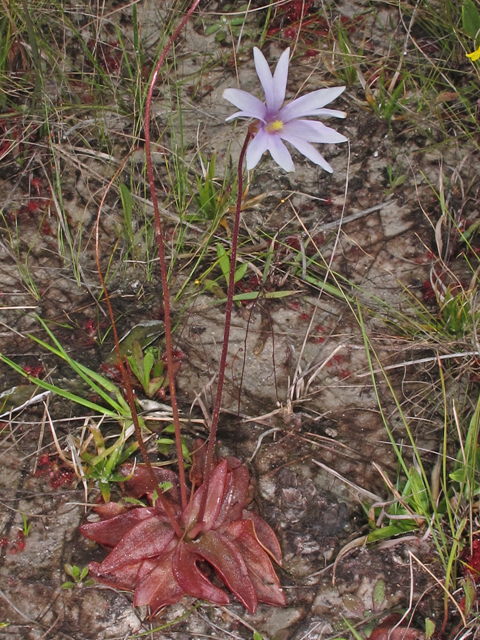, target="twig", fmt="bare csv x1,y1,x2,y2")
0,389,51,419
312,459,384,503
356,351,480,378
249,428,281,462
409,551,467,627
